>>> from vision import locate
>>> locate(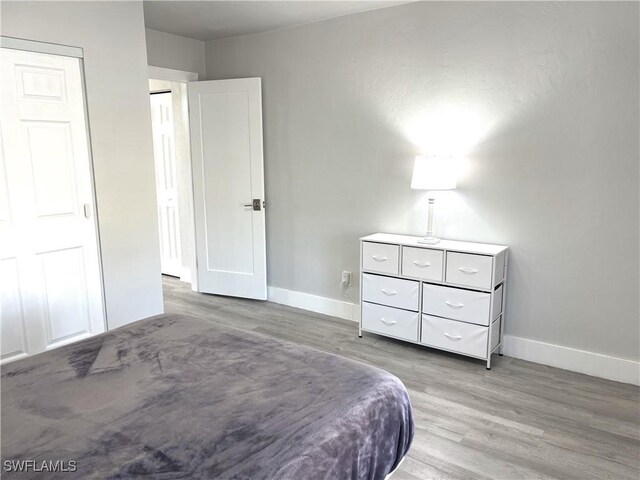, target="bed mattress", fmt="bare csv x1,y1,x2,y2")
1,314,413,479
